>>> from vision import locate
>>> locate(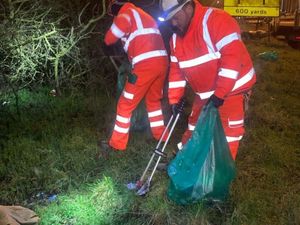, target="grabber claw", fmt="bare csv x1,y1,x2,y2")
126,180,143,190
136,178,151,196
